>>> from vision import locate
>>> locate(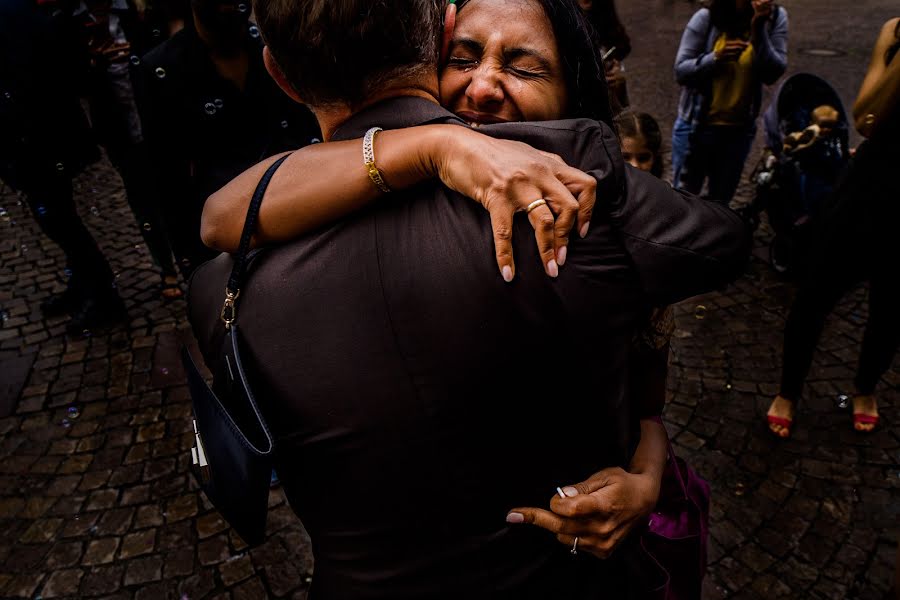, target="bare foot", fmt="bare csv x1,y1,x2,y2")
767,395,795,438
852,395,879,432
